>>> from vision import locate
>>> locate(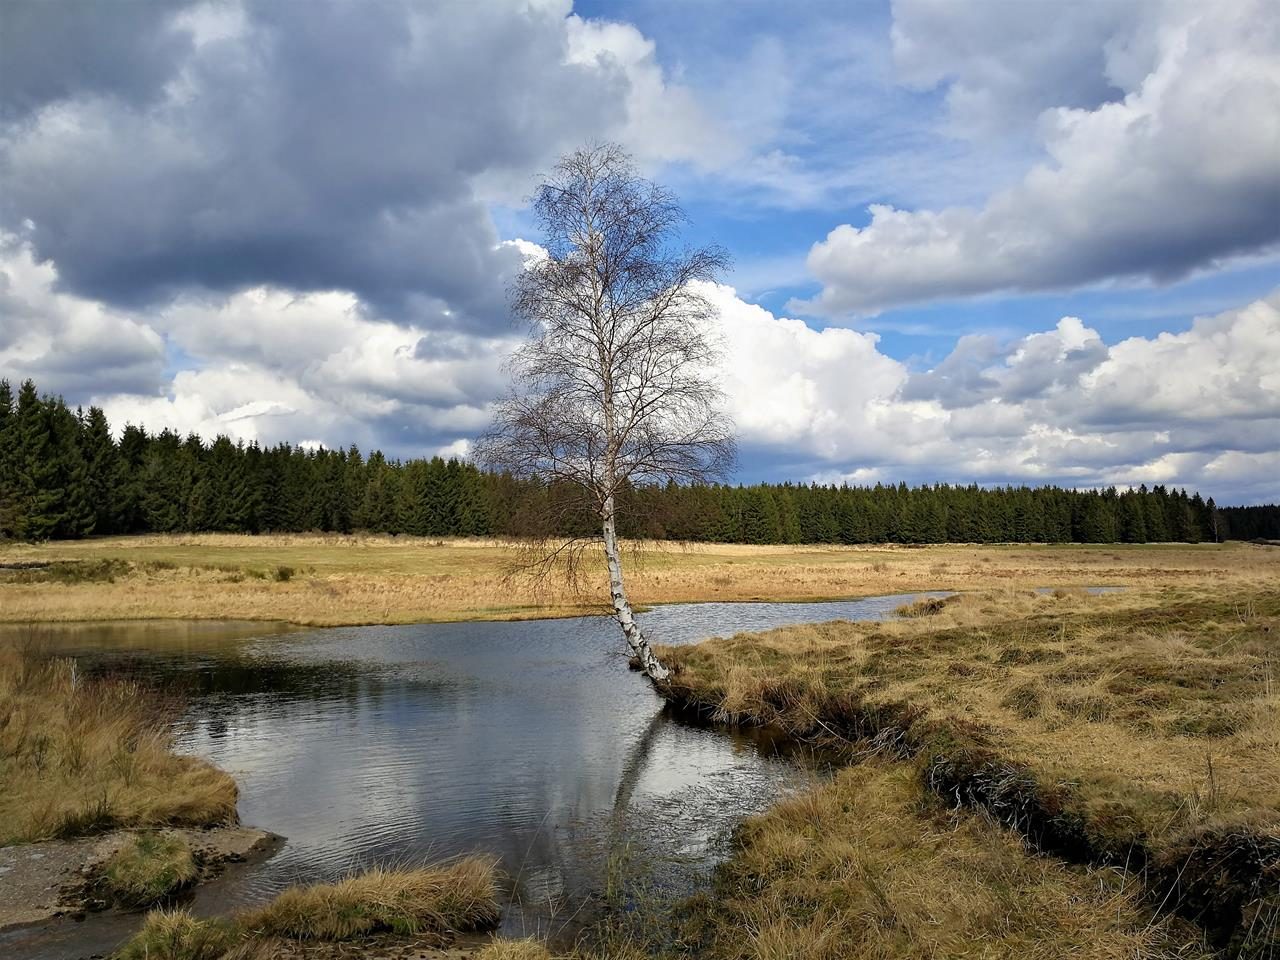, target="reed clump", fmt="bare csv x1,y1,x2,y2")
113,909,237,960
237,857,501,940
113,858,502,959
0,646,238,844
